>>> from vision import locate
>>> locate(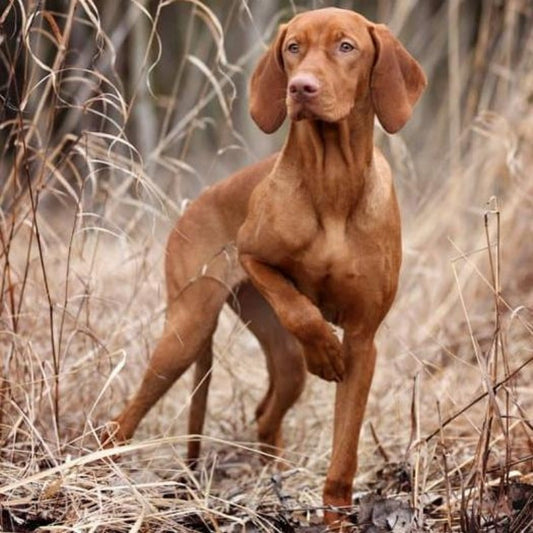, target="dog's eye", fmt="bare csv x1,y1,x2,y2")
339,41,355,53
287,42,300,54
